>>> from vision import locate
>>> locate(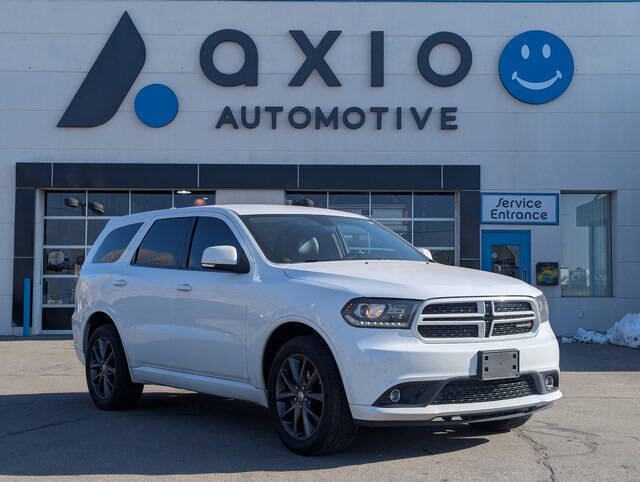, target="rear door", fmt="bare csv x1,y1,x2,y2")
113,216,195,369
